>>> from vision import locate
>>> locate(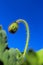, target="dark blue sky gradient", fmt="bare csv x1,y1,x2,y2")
0,0,43,52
